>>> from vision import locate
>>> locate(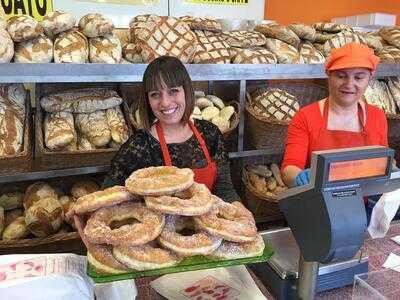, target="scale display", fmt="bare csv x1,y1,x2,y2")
328,156,389,182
